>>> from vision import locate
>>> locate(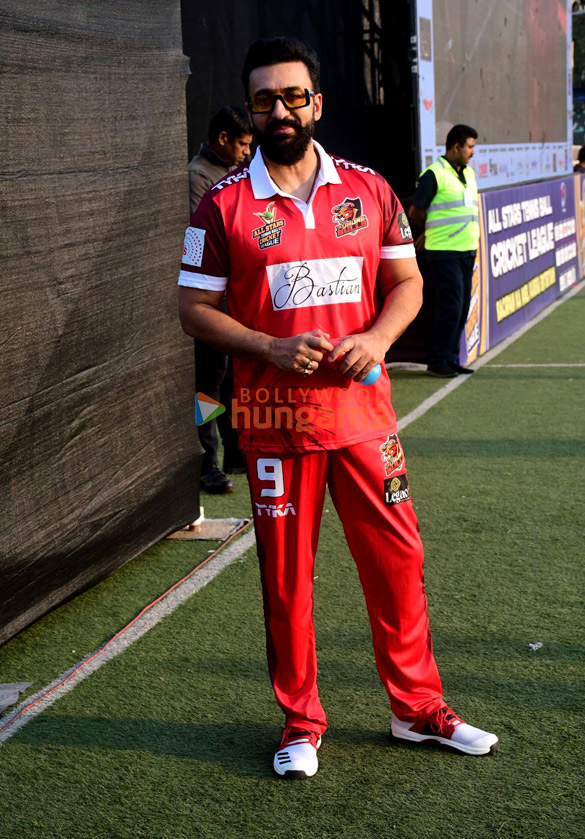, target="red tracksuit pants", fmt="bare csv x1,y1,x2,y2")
245,433,443,735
